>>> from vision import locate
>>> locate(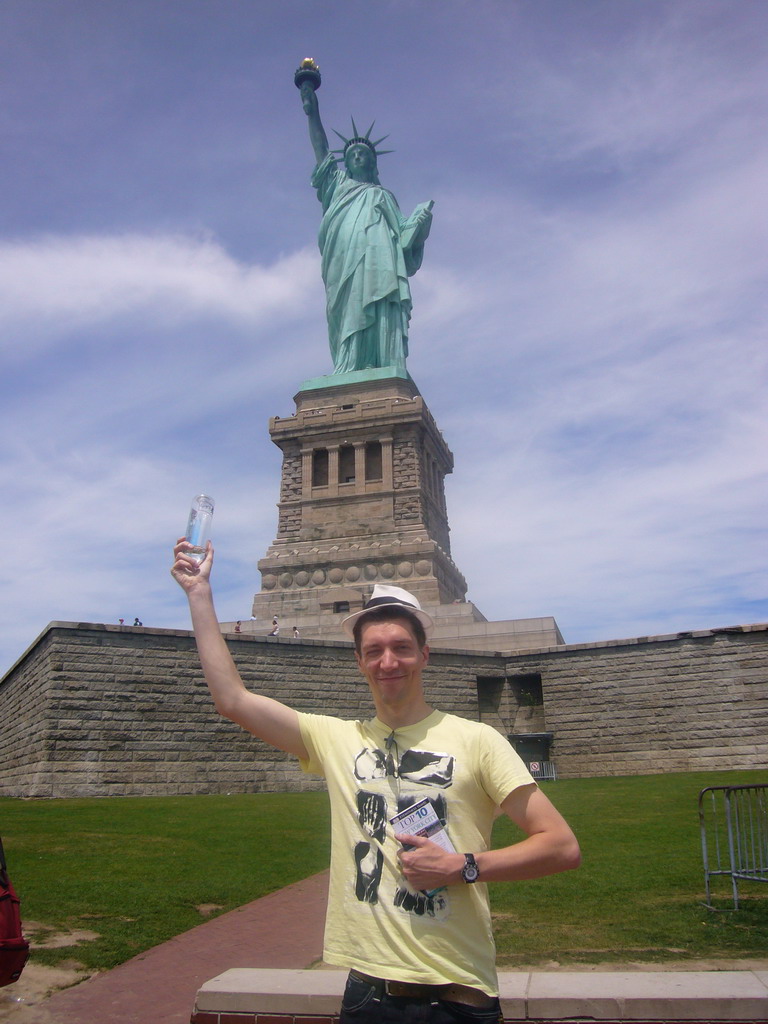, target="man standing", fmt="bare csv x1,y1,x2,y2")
171,540,580,1022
